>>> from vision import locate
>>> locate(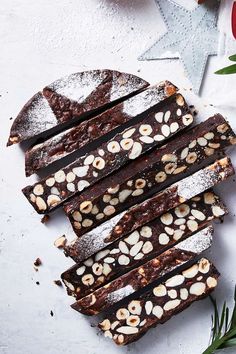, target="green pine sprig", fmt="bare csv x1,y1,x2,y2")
215,55,236,75
202,286,236,354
